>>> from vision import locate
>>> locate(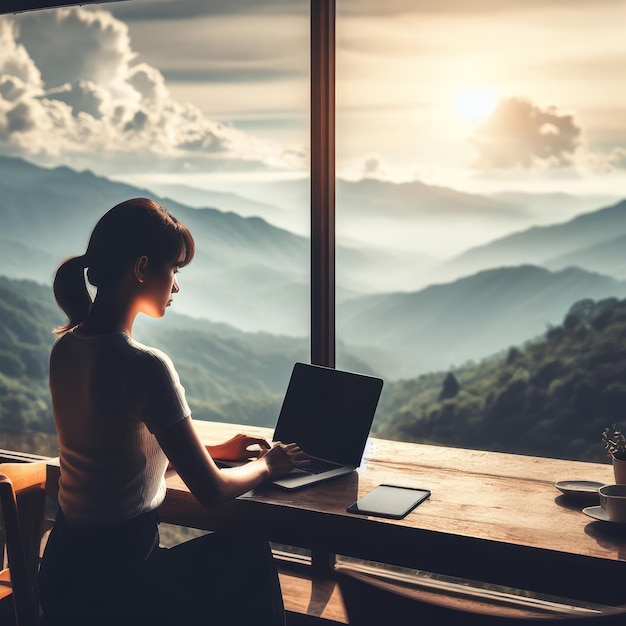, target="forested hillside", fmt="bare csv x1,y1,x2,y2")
3,274,626,464
375,297,626,463
0,277,60,453
0,276,303,452
0,276,371,454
